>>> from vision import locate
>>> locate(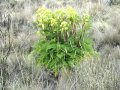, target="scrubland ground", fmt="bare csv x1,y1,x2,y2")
1,0,120,90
